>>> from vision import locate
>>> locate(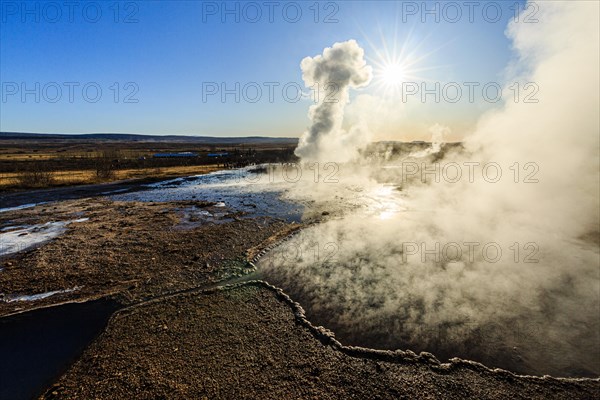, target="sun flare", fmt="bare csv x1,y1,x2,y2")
365,29,444,98
381,62,407,87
